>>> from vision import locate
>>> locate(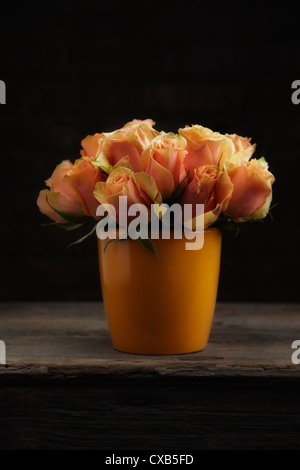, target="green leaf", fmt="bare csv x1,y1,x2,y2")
91,162,109,177
46,196,94,224
100,168,109,177
161,189,168,199
103,236,122,253
165,171,189,202
138,237,159,257
217,152,223,167
67,224,97,248
42,222,85,231
92,158,133,174
103,235,159,257
269,202,278,211
212,215,262,231
268,202,278,221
